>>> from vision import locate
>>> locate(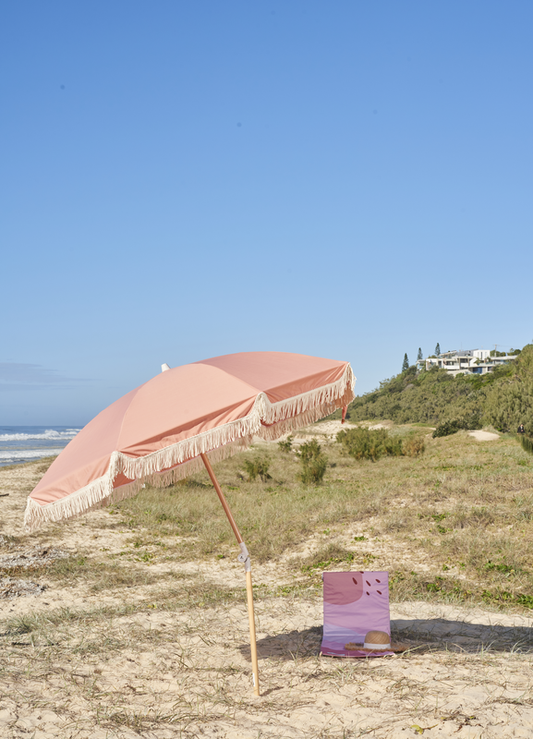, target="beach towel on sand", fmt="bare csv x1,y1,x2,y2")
321,571,393,658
